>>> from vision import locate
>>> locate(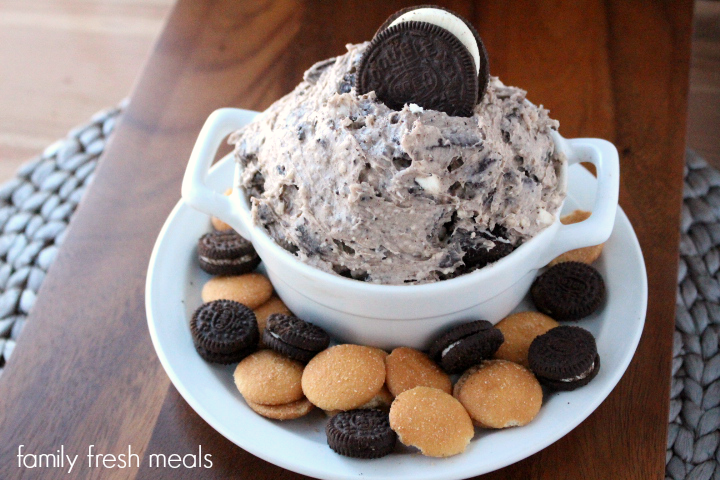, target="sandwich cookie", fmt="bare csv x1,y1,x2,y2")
531,262,605,321
374,5,490,98
190,300,258,364
357,6,489,116
428,320,504,374
454,360,542,428
326,409,397,458
197,230,260,276
528,325,600,391
262,313,331,363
